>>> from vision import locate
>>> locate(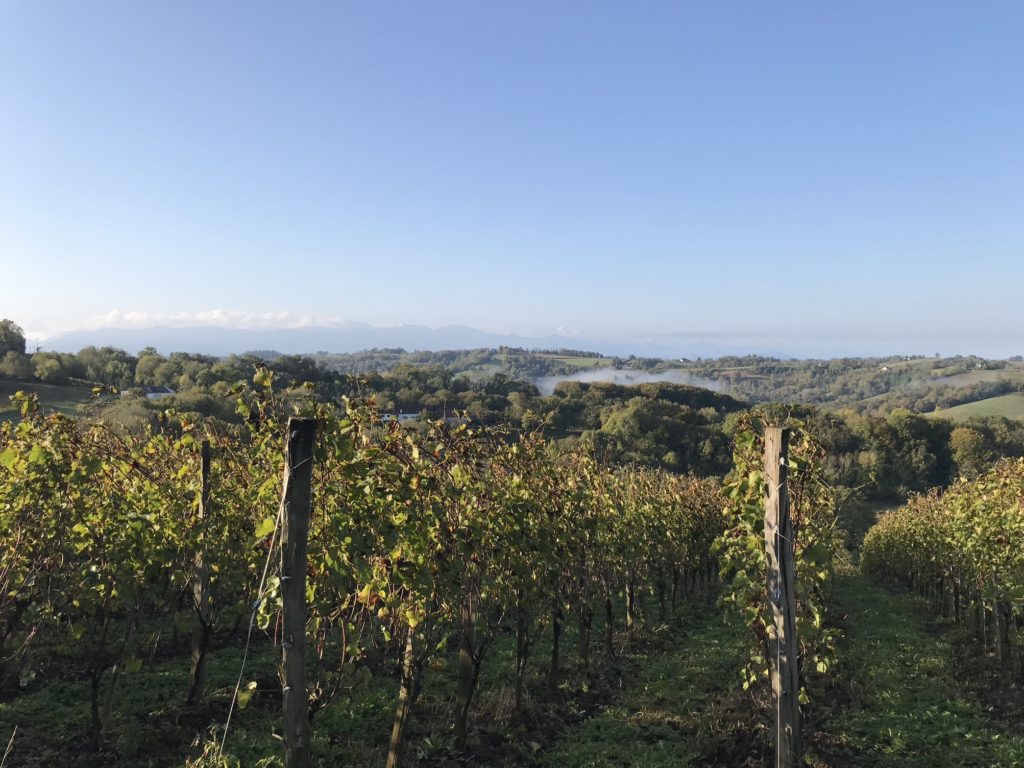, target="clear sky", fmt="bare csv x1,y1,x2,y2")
2,2,1022,353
